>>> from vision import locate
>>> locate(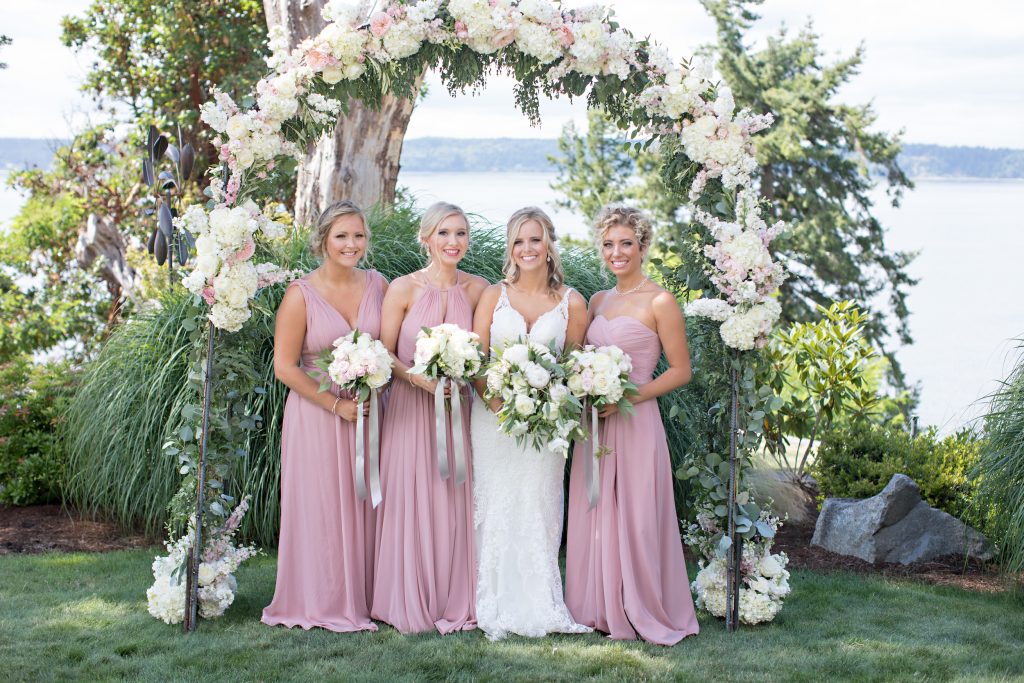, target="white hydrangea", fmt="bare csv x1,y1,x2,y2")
515,20,562,63
719,298,781,351
685,298,733,322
